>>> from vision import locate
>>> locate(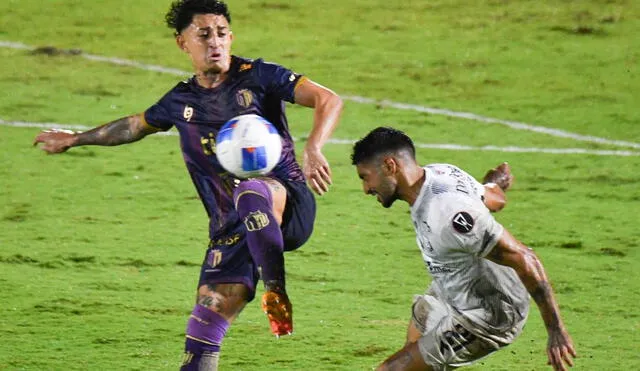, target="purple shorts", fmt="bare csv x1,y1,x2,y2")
197,180,316,301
